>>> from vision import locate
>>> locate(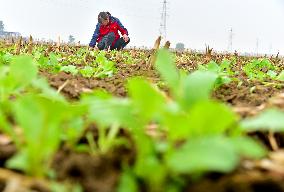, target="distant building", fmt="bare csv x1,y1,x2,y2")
0,31,21,38
175,43,185,52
